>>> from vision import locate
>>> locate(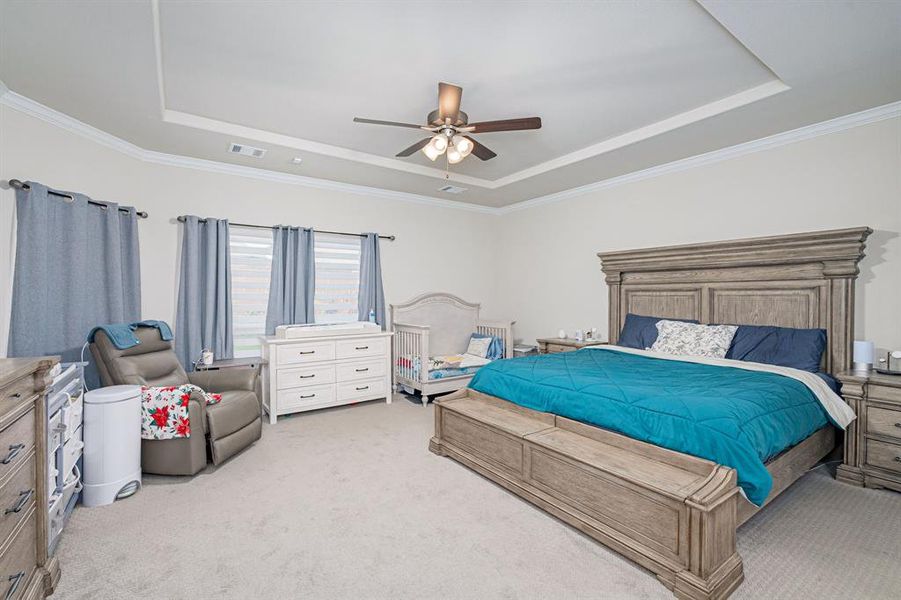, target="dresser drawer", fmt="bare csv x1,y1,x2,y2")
336,359,386,383
277,365,336,390
865,438,901,474
335,337,387,360
337,377,387,402
0,409,34,482
277,341,336,366
0,376,35,418
0,509,37,600
0,455,35,548
866,406,901,441
277,384,336,412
